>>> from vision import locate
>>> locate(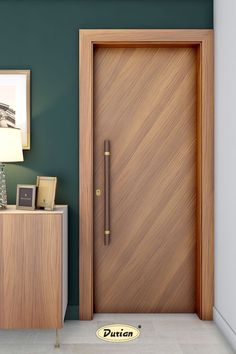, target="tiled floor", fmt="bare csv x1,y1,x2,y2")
0,314,234,354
